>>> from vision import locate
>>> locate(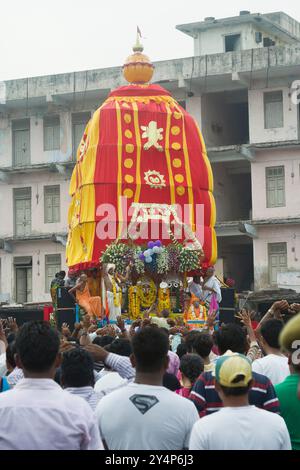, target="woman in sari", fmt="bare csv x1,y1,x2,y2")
69,274,102,320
